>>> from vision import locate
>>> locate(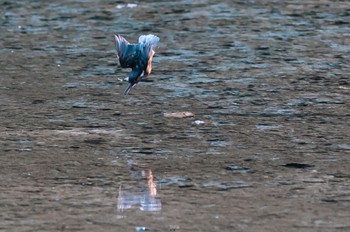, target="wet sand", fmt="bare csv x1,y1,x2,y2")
1,0,350,231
